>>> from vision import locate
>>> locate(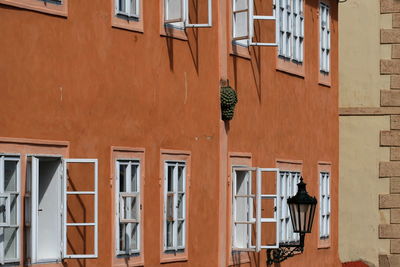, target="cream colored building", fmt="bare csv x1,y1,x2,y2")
339,0,400,266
